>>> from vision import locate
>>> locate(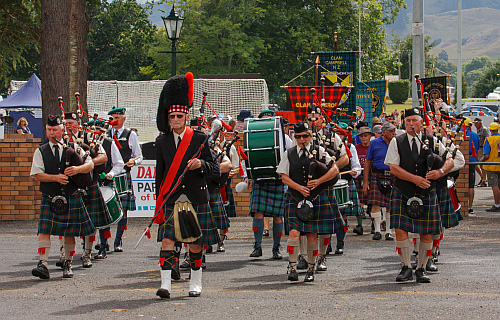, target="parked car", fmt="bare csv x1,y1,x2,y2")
460,105,496,117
